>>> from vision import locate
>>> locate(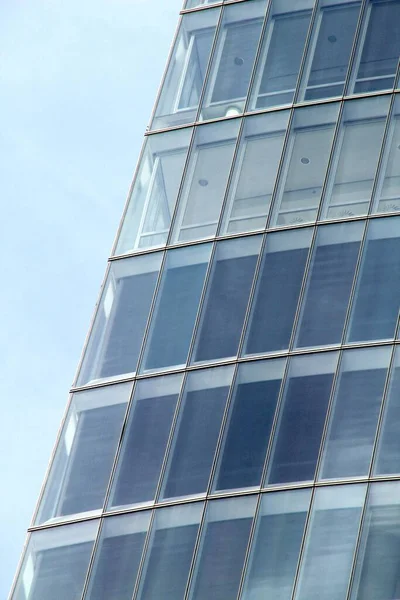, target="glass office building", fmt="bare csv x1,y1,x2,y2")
9,0,400,599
